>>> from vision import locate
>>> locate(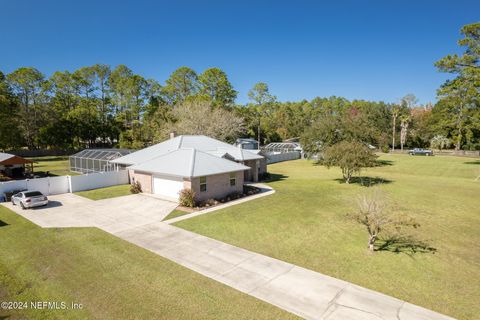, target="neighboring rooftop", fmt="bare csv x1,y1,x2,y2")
0,152,33,165
112,135,263,165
